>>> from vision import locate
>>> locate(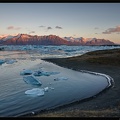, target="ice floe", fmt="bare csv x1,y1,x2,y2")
23,75,42,85
25,88,44,96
